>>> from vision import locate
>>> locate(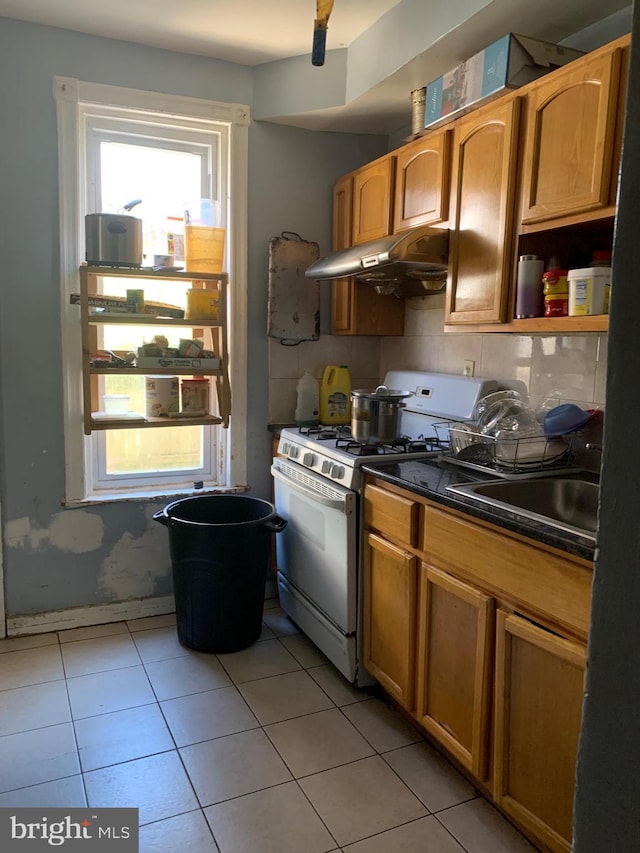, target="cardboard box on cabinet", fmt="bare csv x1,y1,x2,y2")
424,34,584,130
